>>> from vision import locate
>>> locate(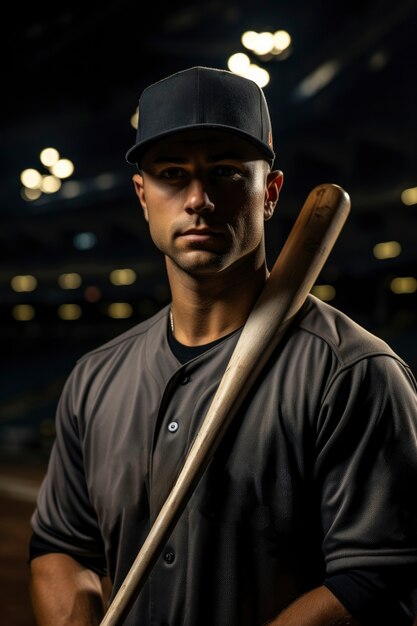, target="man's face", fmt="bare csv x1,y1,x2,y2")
133,129,282,277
